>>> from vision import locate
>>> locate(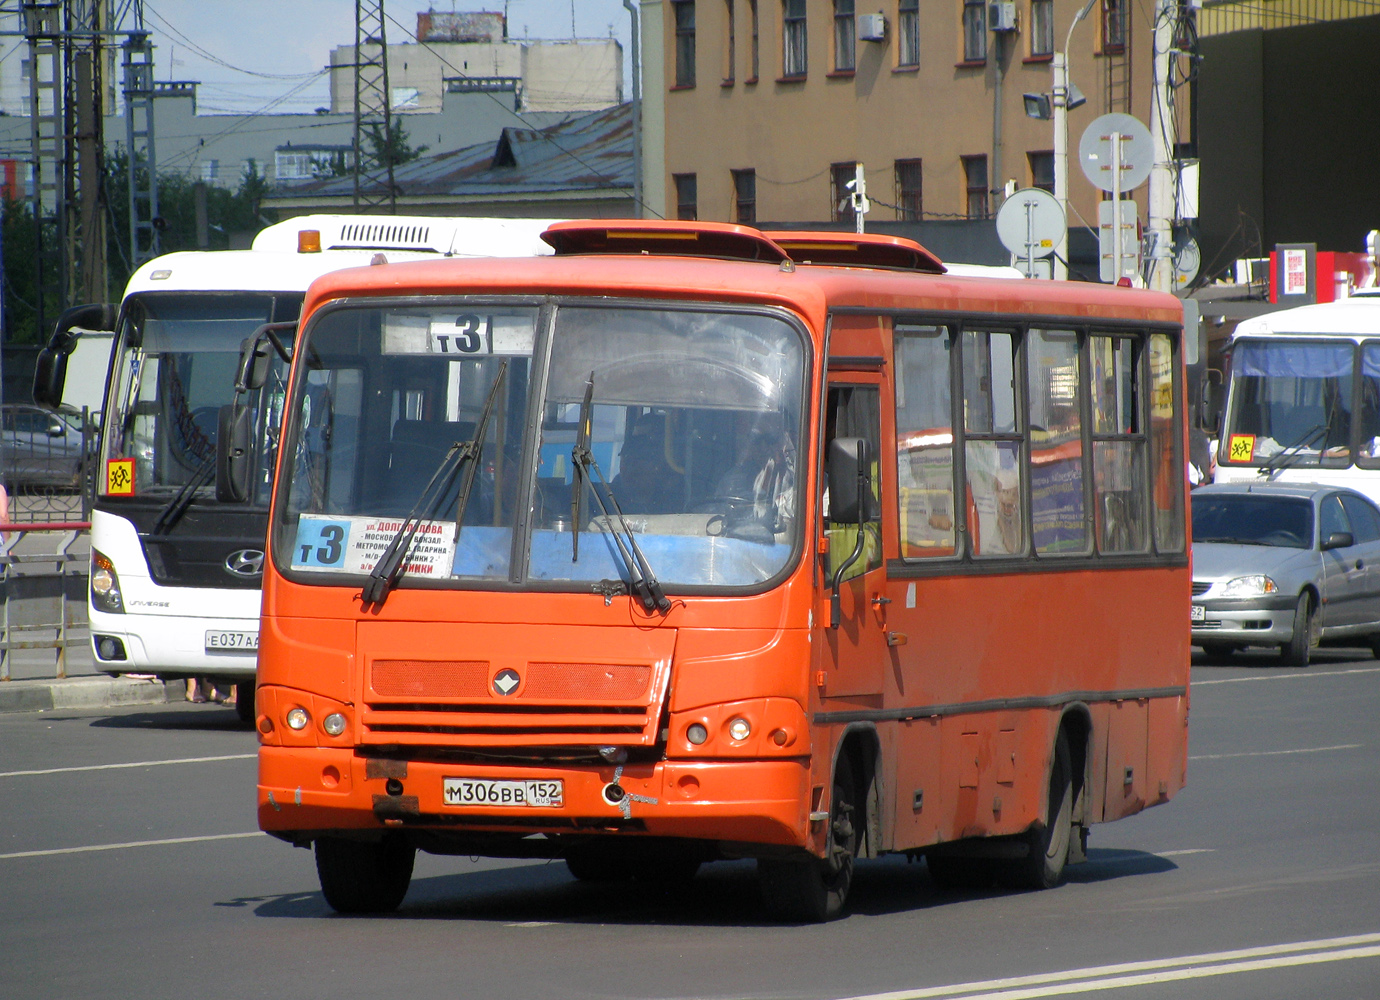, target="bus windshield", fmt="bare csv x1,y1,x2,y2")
104,292,302,500
276,300,807,592
1222,338,1364,467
